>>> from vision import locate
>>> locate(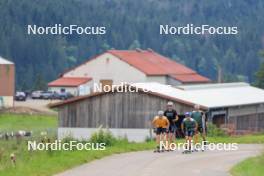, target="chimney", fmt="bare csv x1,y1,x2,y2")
217,65,223,83
147,48,154,52
135,48,143,52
